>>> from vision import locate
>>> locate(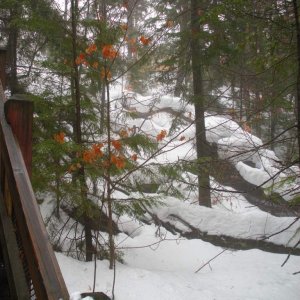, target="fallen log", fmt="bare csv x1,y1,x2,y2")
146,208,300,256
